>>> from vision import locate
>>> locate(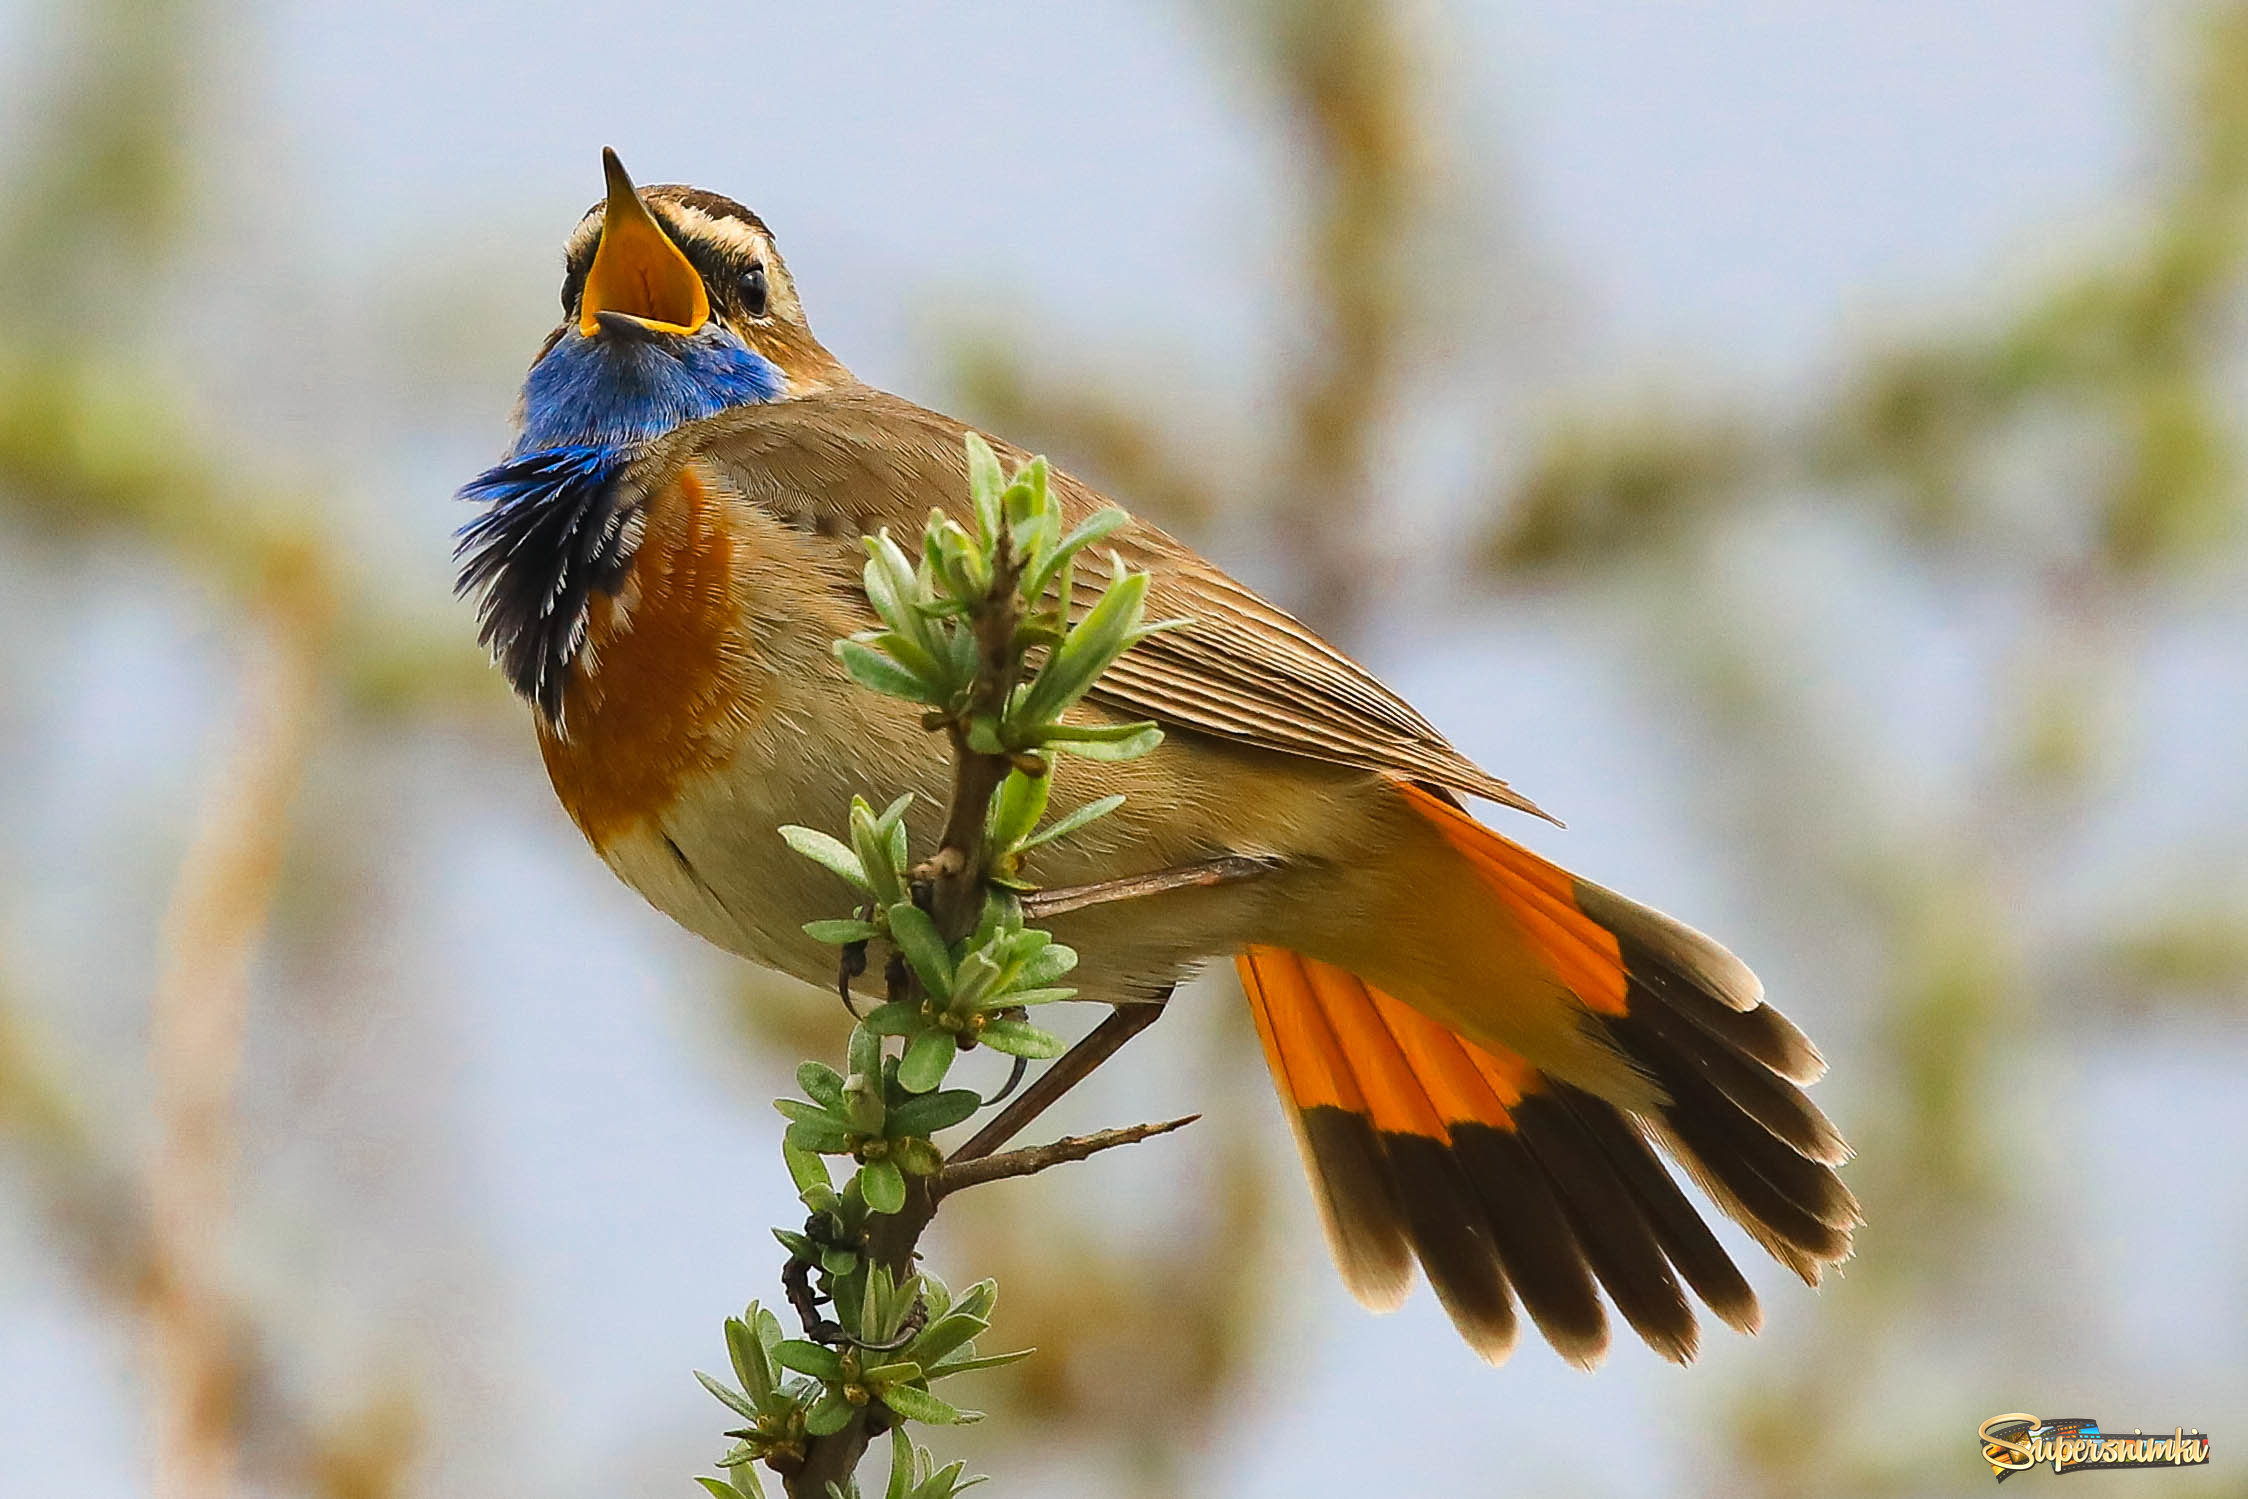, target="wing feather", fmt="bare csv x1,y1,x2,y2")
643,387,1550,818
